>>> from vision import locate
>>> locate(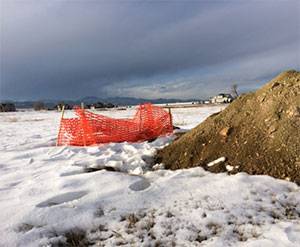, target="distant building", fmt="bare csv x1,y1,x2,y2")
211,93,234,104
0,103,16,112
192,100,205,104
